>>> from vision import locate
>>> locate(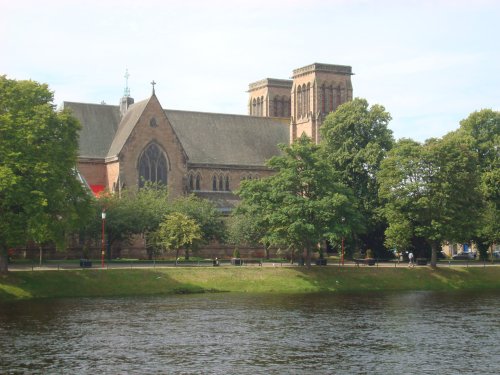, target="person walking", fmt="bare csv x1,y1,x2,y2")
408,251,414,267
